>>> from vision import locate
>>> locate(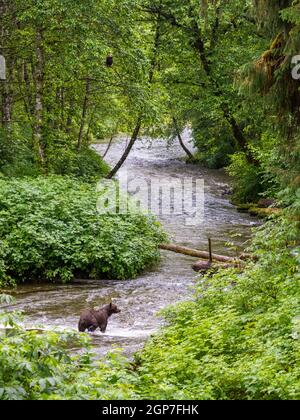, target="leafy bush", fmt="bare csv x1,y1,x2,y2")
0,126,109,181
227,152,264,203
130,218,300,400
0,176,165,285
0,126,41,178
192,117,236,169
46,144,110,181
